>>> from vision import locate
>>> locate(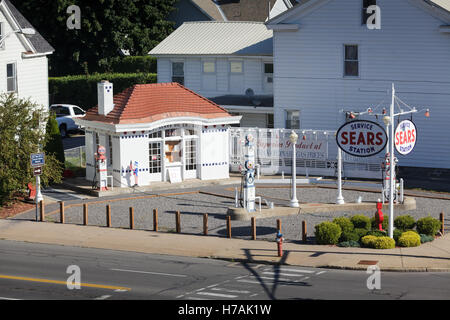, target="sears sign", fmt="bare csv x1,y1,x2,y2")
336,120,387,157
395,120,416,155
